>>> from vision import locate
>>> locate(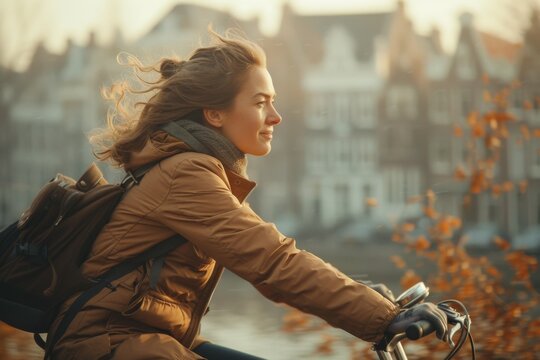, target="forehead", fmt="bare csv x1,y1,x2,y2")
239,66,275,97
